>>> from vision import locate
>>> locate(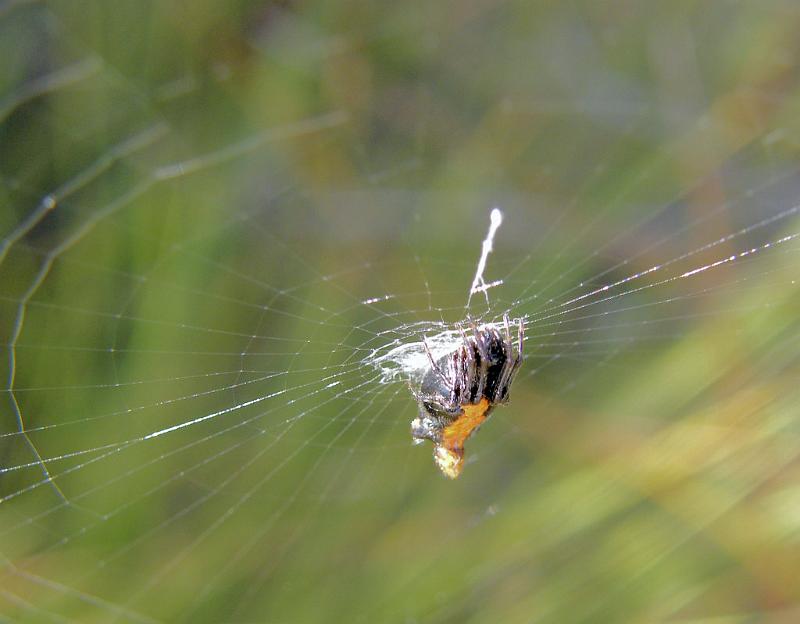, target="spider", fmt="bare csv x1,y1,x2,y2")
411,314,524,478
